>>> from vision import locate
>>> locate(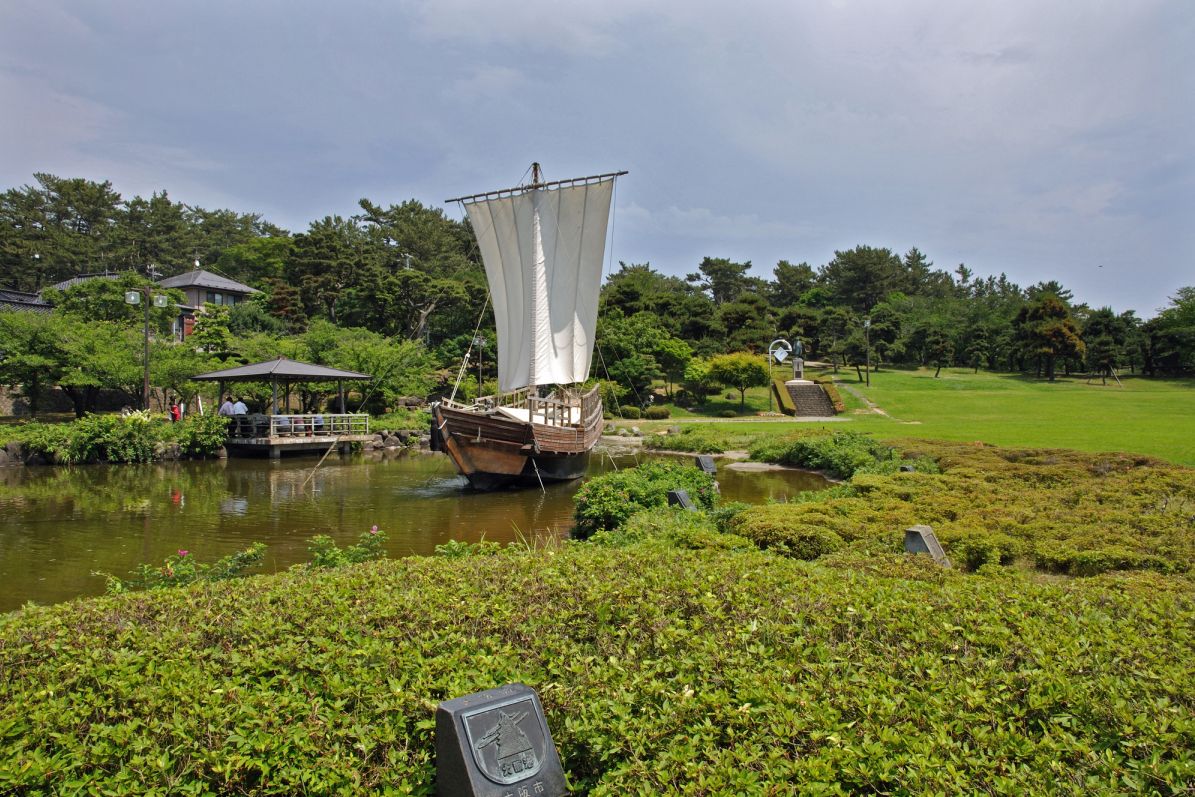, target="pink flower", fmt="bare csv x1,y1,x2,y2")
369,525,379,535
177,549,189,557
